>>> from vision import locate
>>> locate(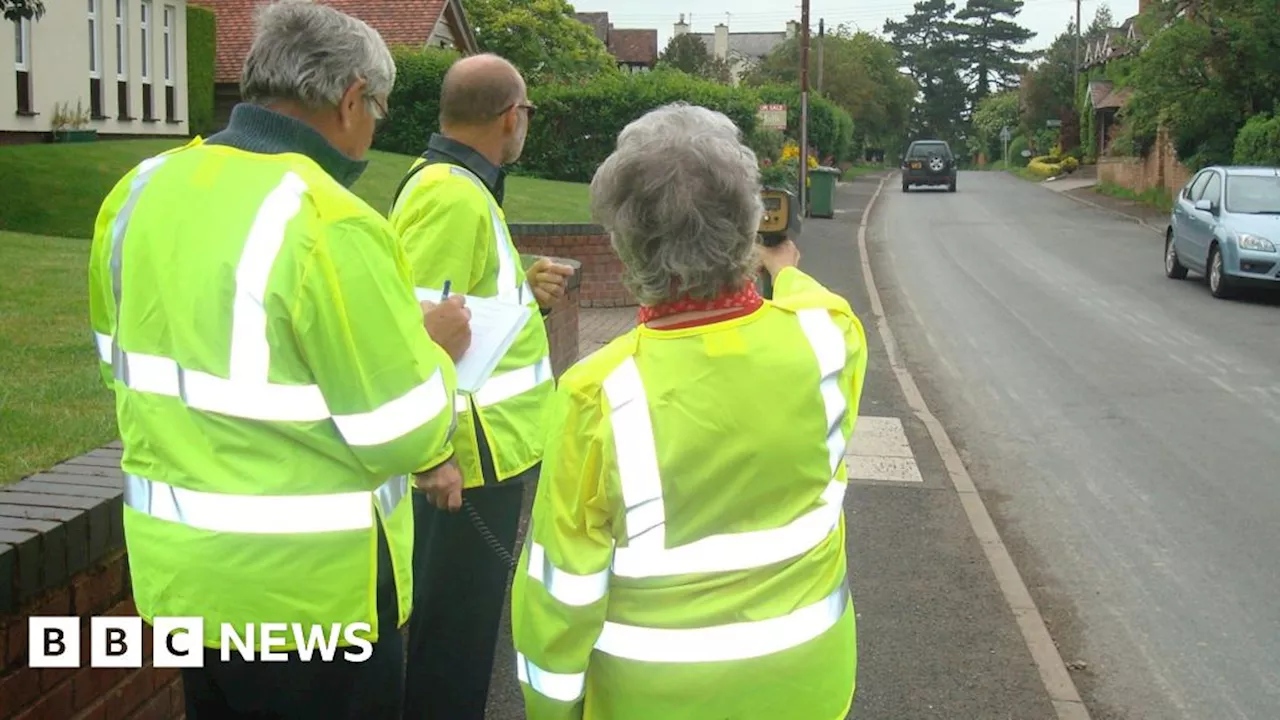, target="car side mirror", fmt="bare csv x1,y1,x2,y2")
1194,198,1217,214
